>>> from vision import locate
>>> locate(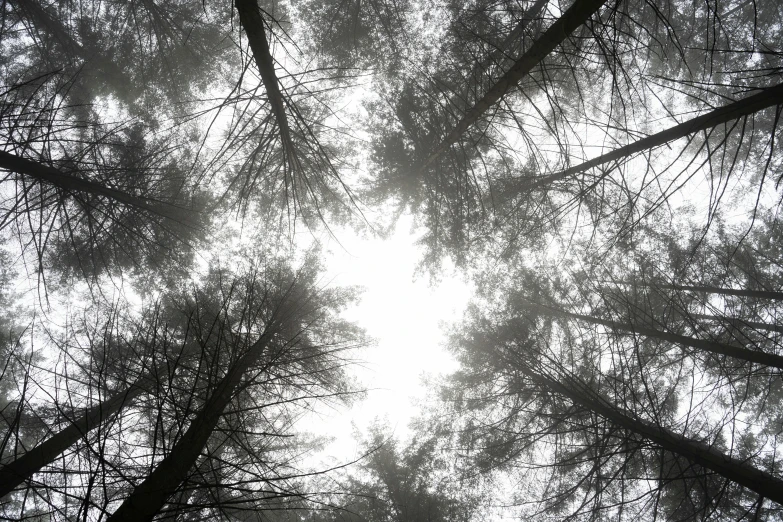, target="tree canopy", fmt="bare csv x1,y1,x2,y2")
1,0,782,519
